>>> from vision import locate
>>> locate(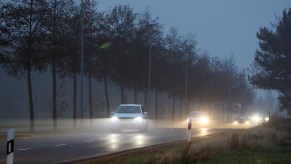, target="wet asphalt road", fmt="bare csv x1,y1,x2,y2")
0,127,224,164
